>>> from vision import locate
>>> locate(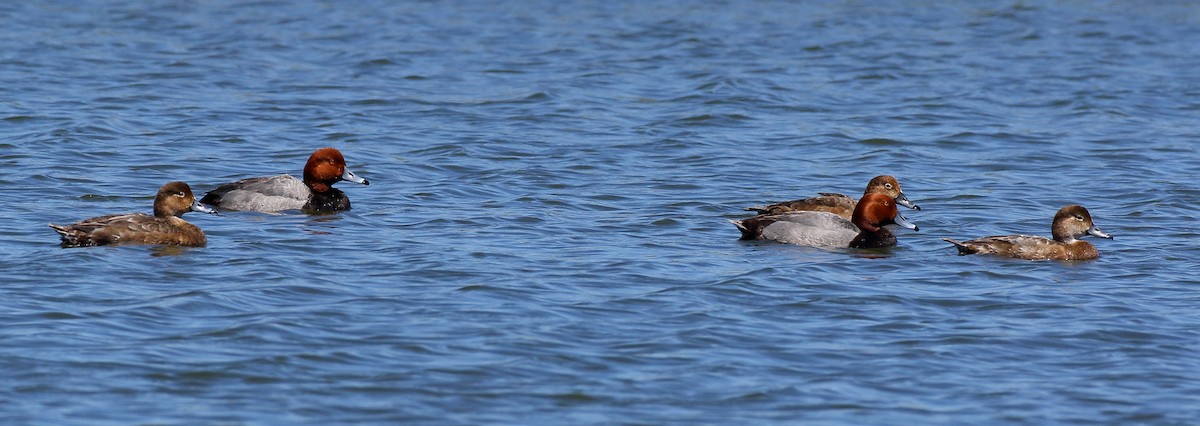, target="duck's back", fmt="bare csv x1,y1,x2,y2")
202,174,309,212
50,213,206,247
945,235,1098,261
747,193,856,219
